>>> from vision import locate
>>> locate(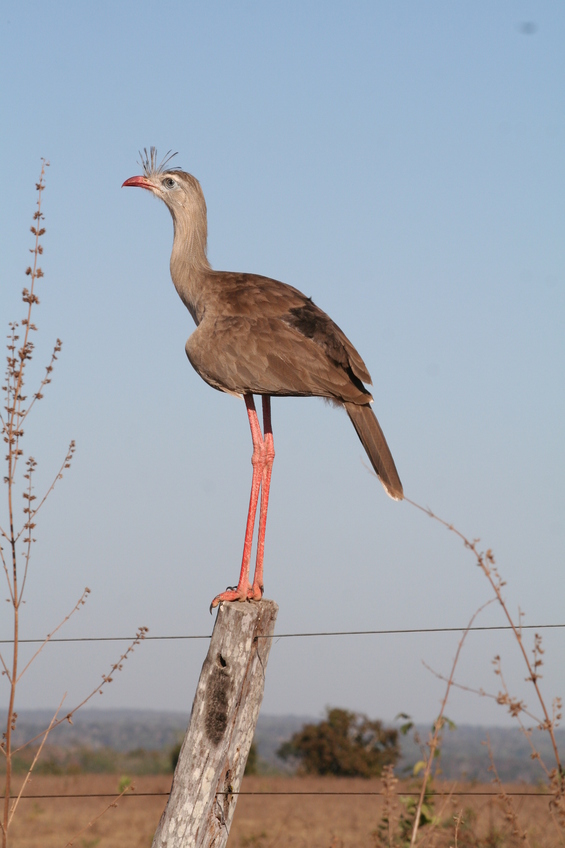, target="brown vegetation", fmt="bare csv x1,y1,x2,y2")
1,164,147,847
4,773,561,848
